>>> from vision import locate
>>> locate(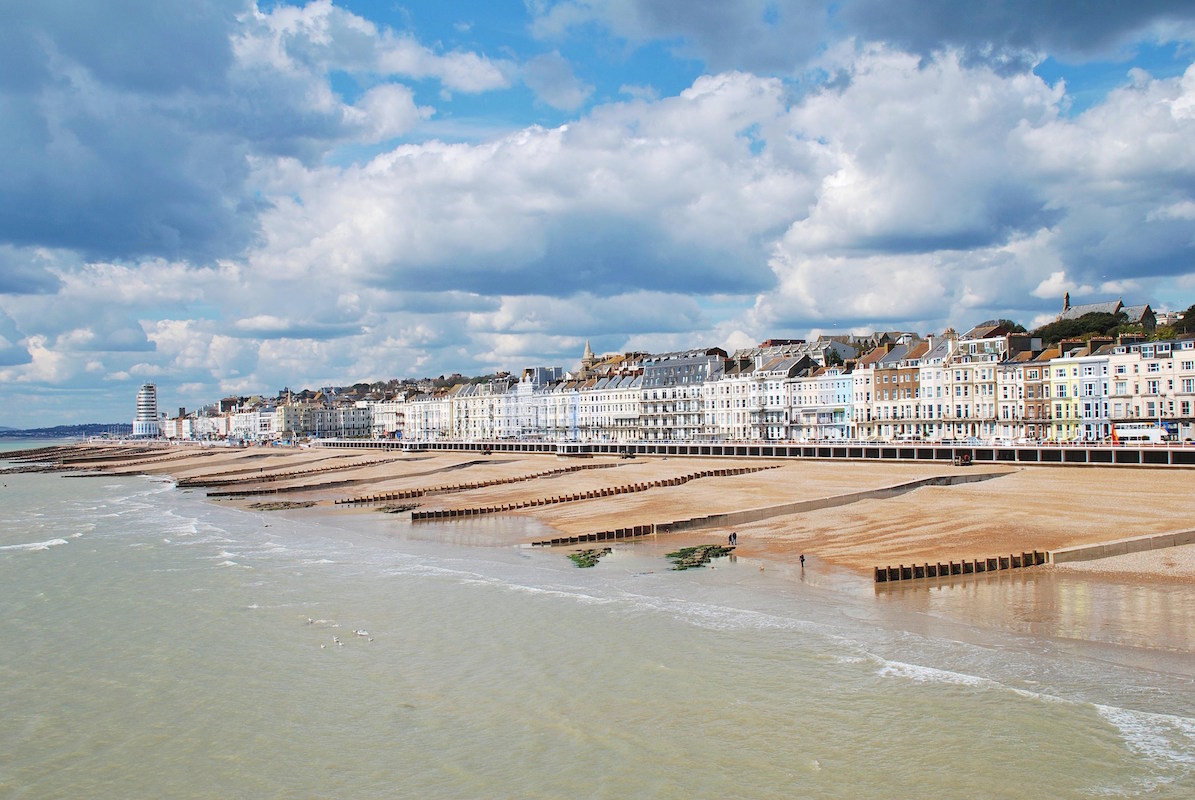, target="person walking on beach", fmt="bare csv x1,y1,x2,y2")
799,554,805,568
